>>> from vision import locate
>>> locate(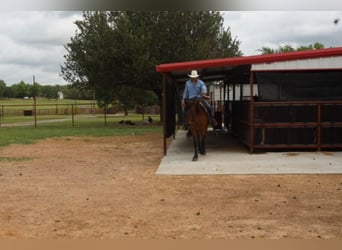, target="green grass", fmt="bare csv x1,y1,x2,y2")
0,99,162,147
0,114,162,147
